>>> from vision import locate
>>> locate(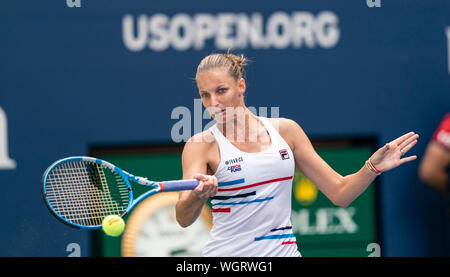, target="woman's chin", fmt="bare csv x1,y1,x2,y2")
211,107,246,124
212,114,225,124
